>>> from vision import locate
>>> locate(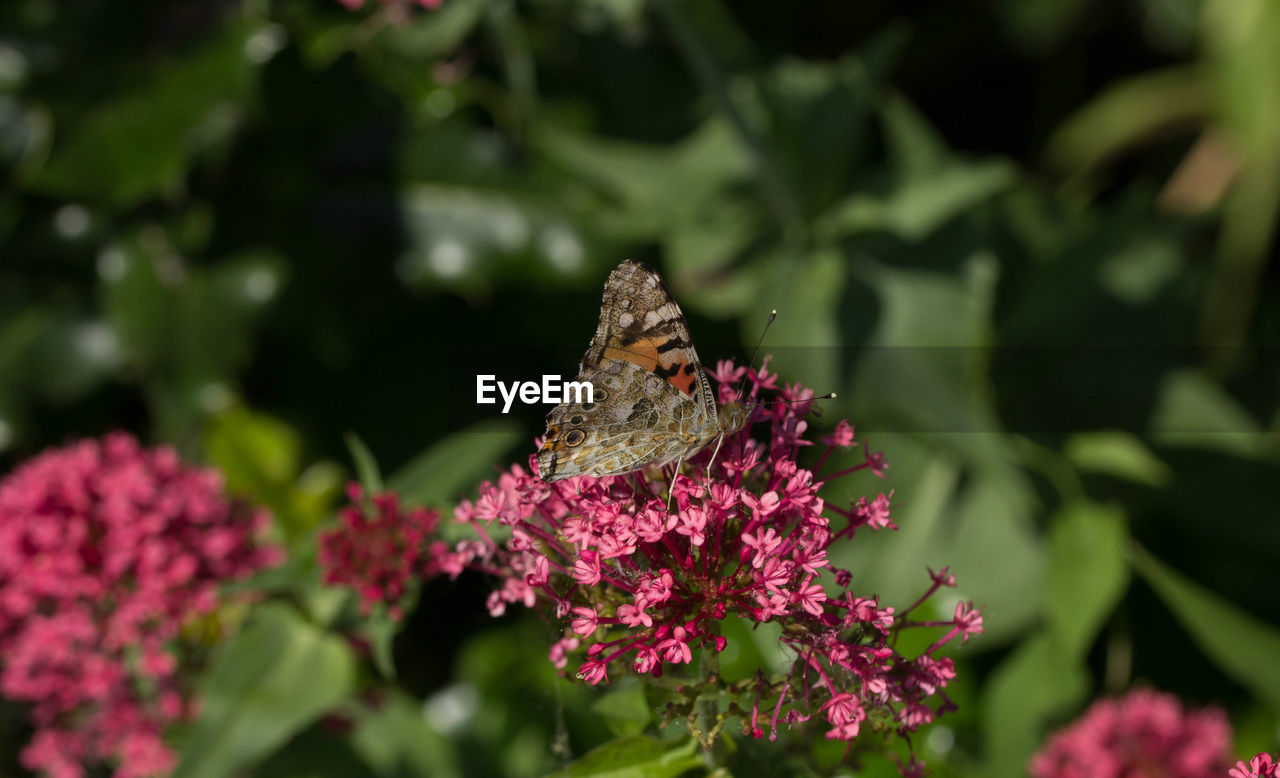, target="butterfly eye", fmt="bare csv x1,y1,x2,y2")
580,402,596,411
565,430,586,446
569,415,586,426
594,388,609,401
